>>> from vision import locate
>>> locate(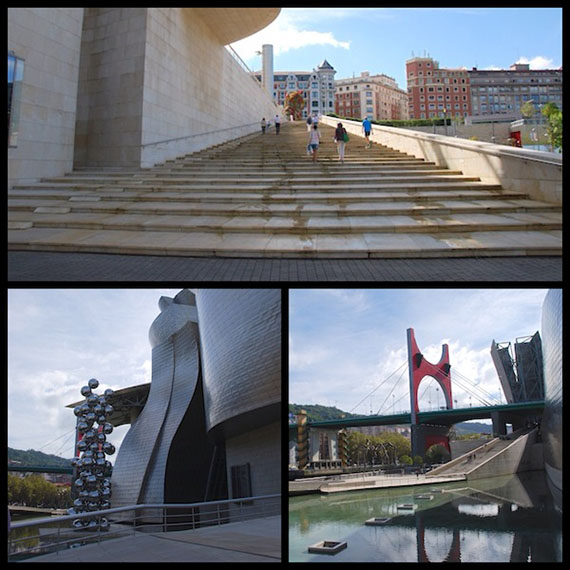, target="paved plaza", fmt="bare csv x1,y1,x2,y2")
8,251,562,282
23,515,281,563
